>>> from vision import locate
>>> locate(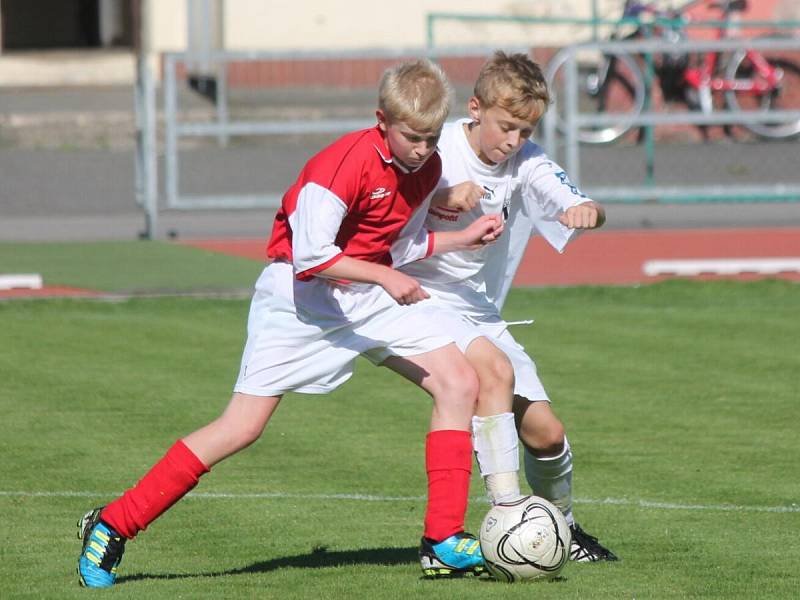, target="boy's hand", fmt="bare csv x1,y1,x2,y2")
558,201,606,229
432,182,484,212
378,269,430,305
462,214,504,250
426,214,504,255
